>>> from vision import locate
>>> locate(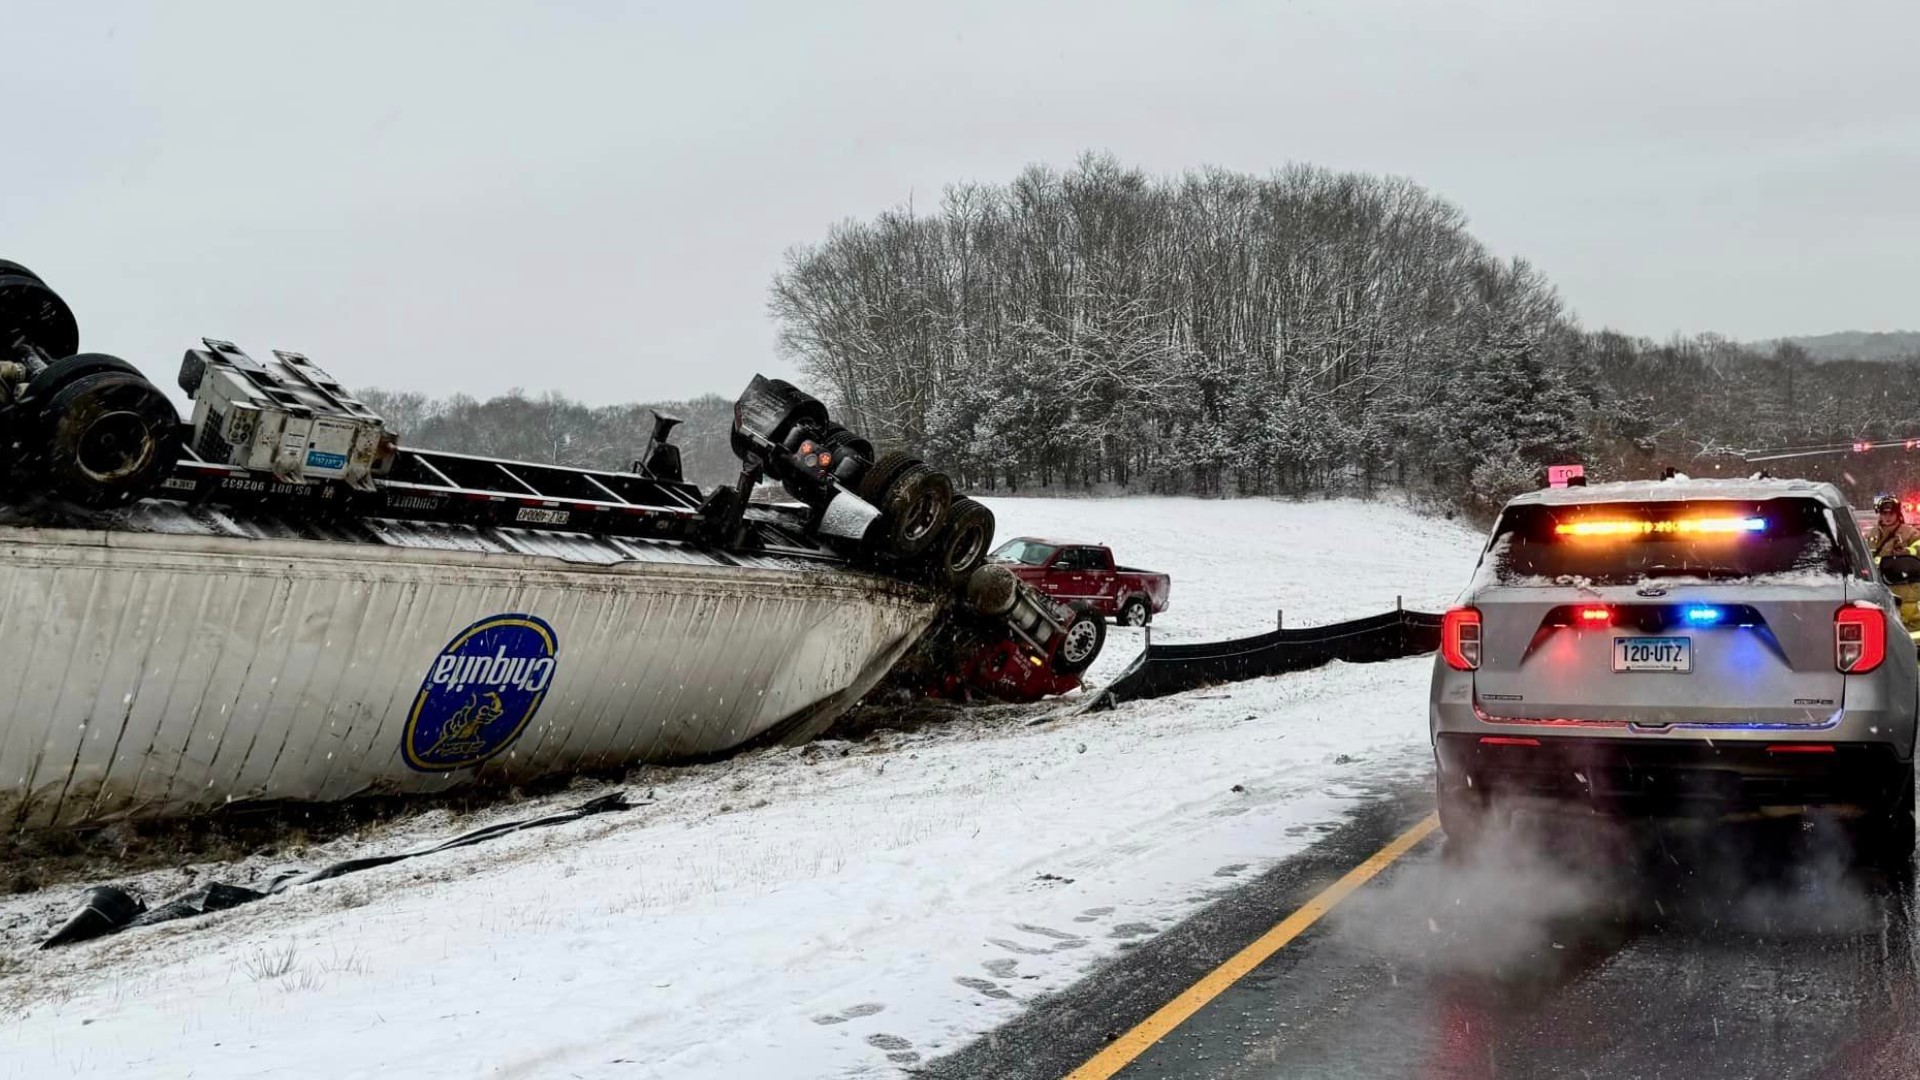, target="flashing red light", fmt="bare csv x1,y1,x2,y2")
1576,605,1611,625
1766,744,1837,754
1854,441,1872,453
1836,604,1886,674
1441,607,1481,671
1479,736,1541,747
